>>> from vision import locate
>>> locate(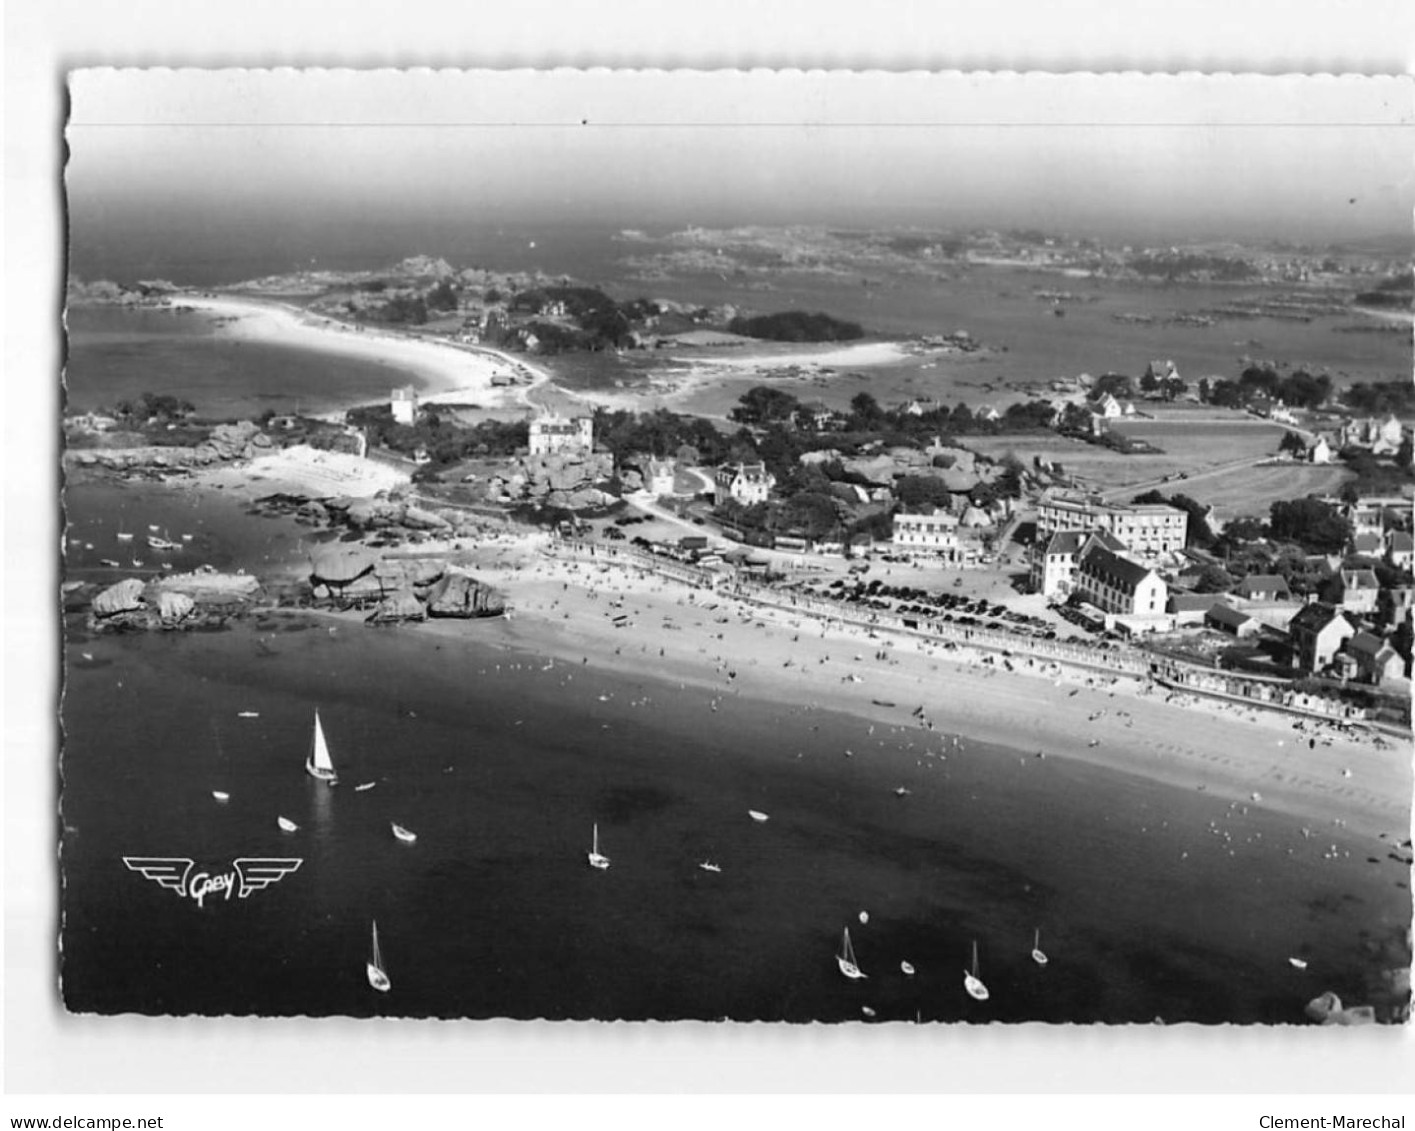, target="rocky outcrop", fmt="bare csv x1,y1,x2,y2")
87,570,254,632
366,589,426,625
148,568,262,602
309,546,378,586
497,451,616,511
373,557,446,591
426,571,505,618
69,423,274,474
92,578,146,617
154,590,196,624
